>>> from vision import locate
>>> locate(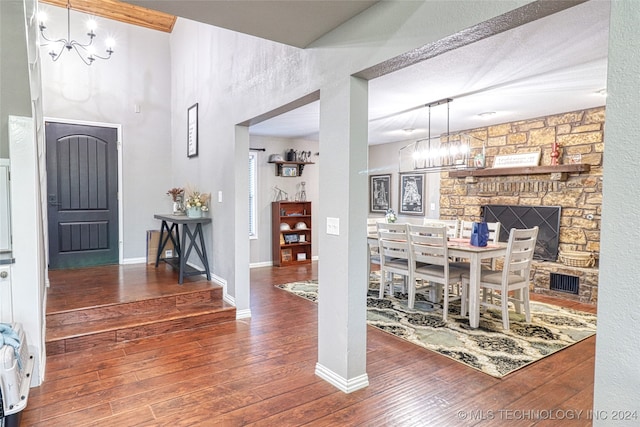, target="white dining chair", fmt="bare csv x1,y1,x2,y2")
377,222,410,298
407,224,465,320
367,218,384,281
457,220,502,267
423,218,459,239
461,226,539,330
